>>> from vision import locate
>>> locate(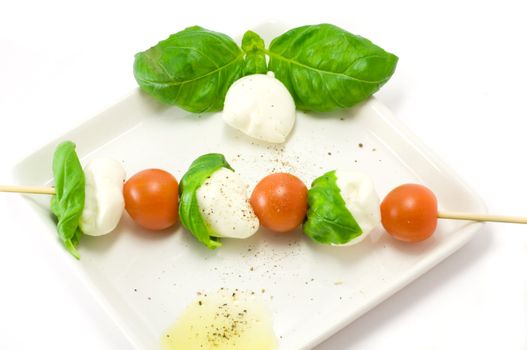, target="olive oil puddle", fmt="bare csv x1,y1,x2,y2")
162,289,277,350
